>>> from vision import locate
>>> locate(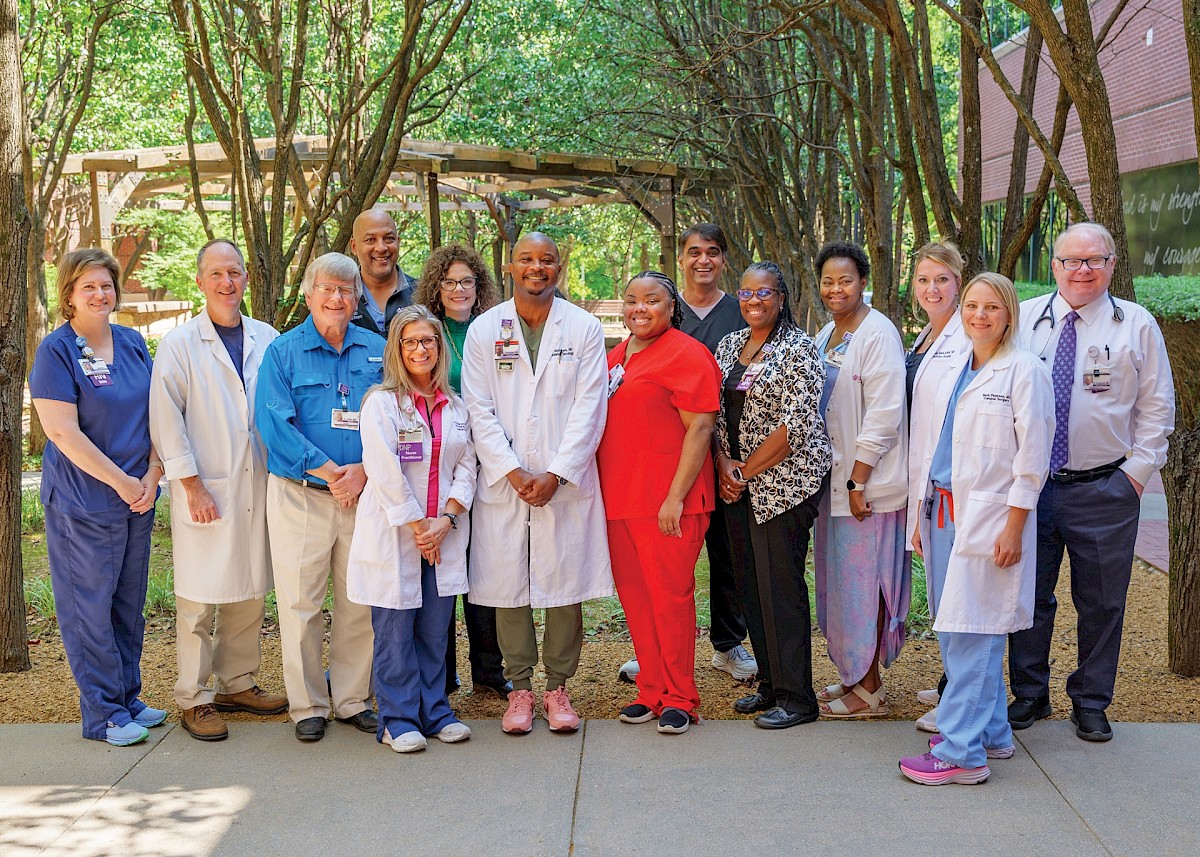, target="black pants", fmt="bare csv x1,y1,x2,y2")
725,493,820,716
445,595,505,694
706,500,748,653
